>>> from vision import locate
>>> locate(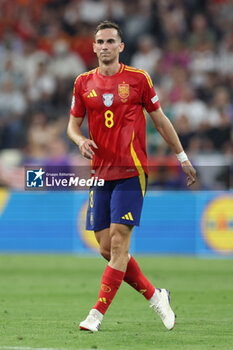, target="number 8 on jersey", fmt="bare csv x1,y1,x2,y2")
104,110,114,128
